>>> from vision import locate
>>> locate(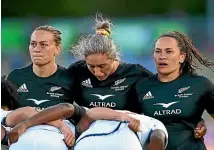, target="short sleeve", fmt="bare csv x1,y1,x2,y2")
68,103,86,124
6,70,18,85
136,64,153,77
